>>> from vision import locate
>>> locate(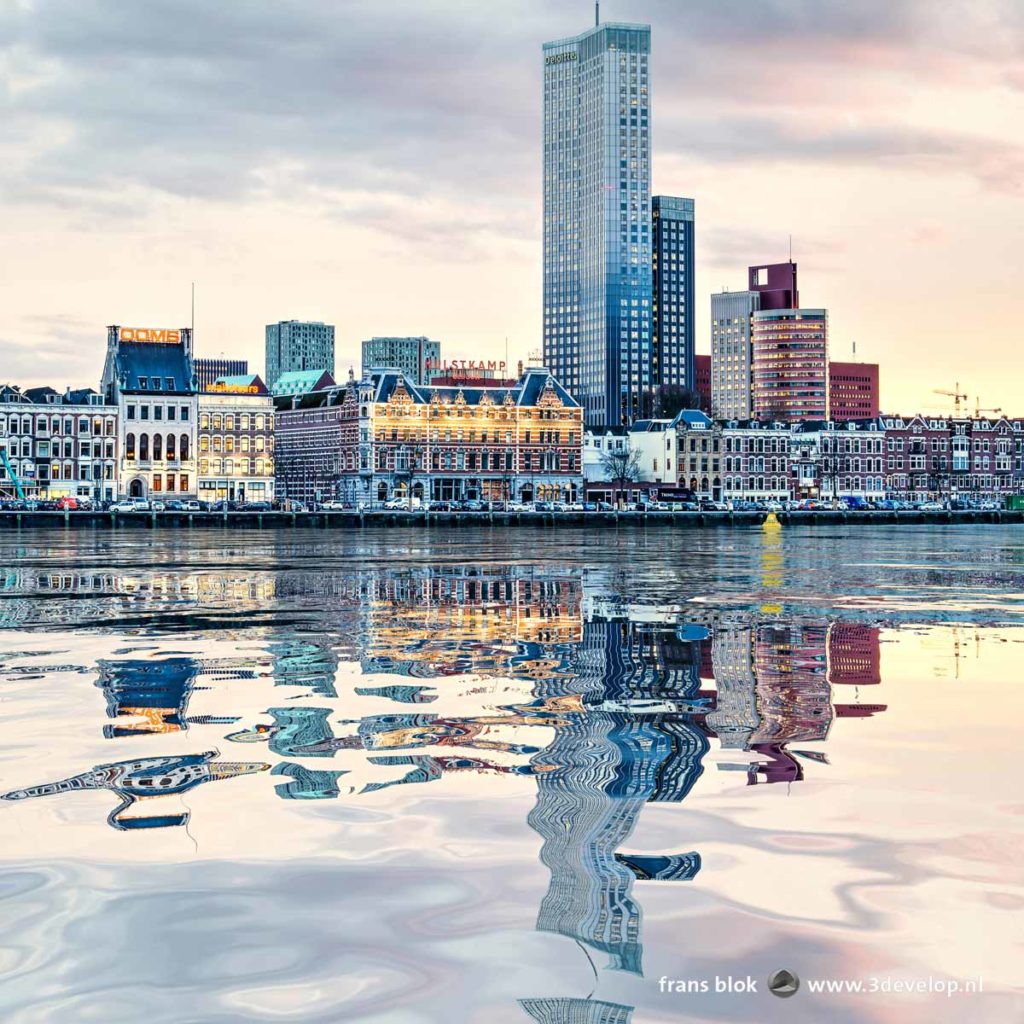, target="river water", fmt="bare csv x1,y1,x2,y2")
1,524,1022,1023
